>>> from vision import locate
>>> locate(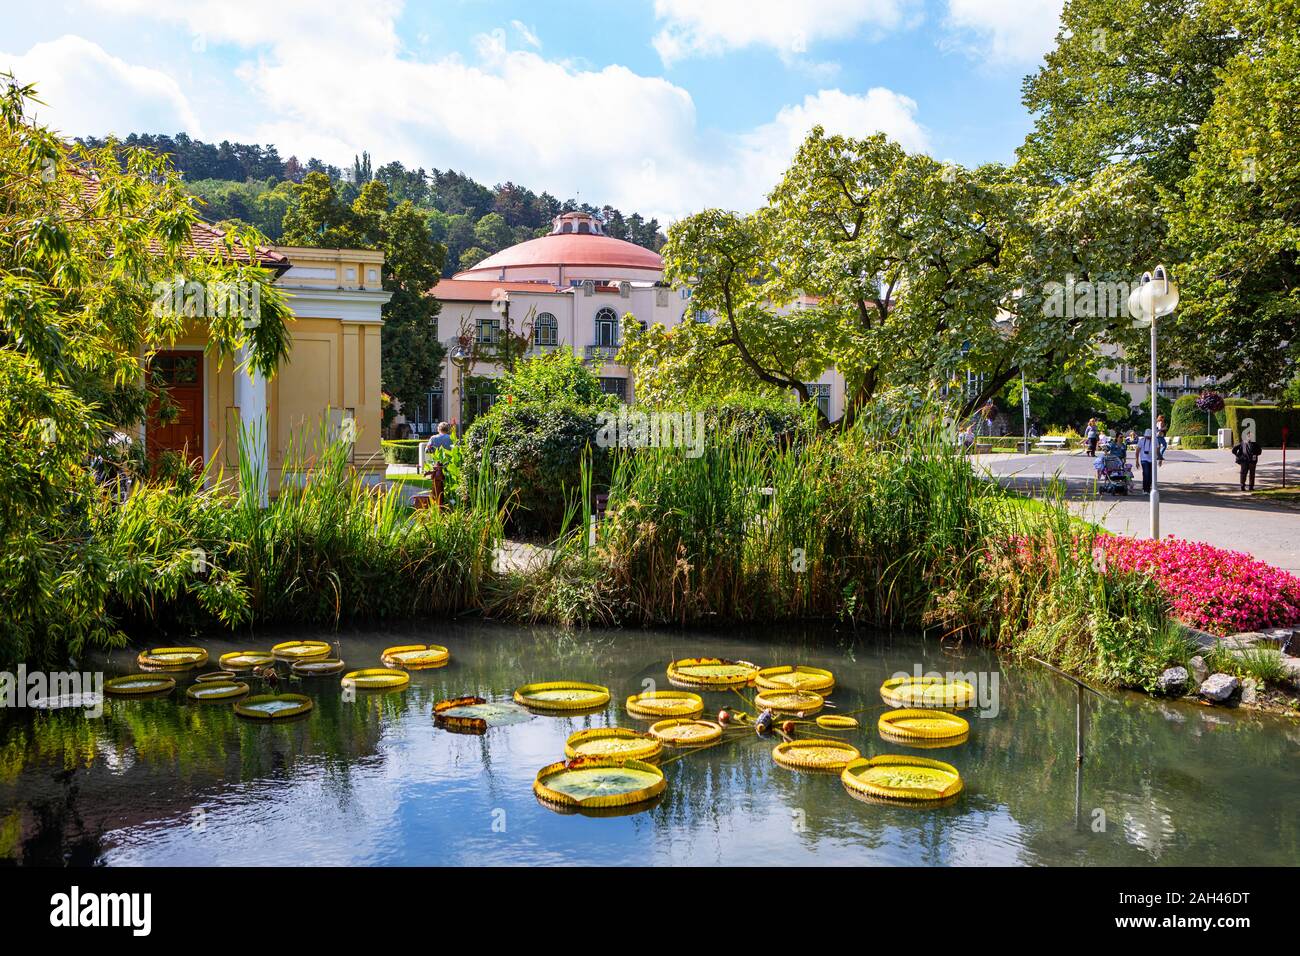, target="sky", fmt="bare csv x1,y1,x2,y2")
1,0,1066,223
